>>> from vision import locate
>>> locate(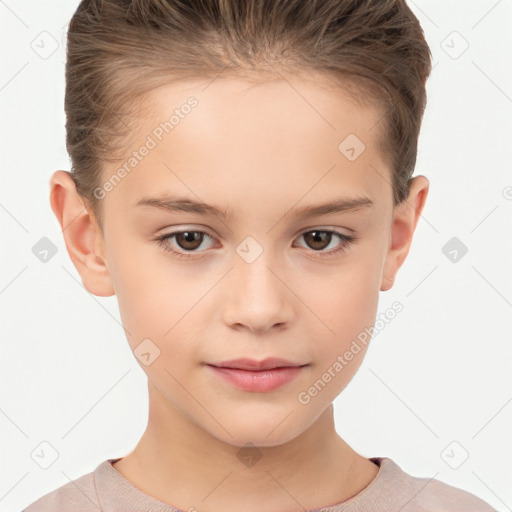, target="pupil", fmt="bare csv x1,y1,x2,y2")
178,231,202,249
307,231,330,250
